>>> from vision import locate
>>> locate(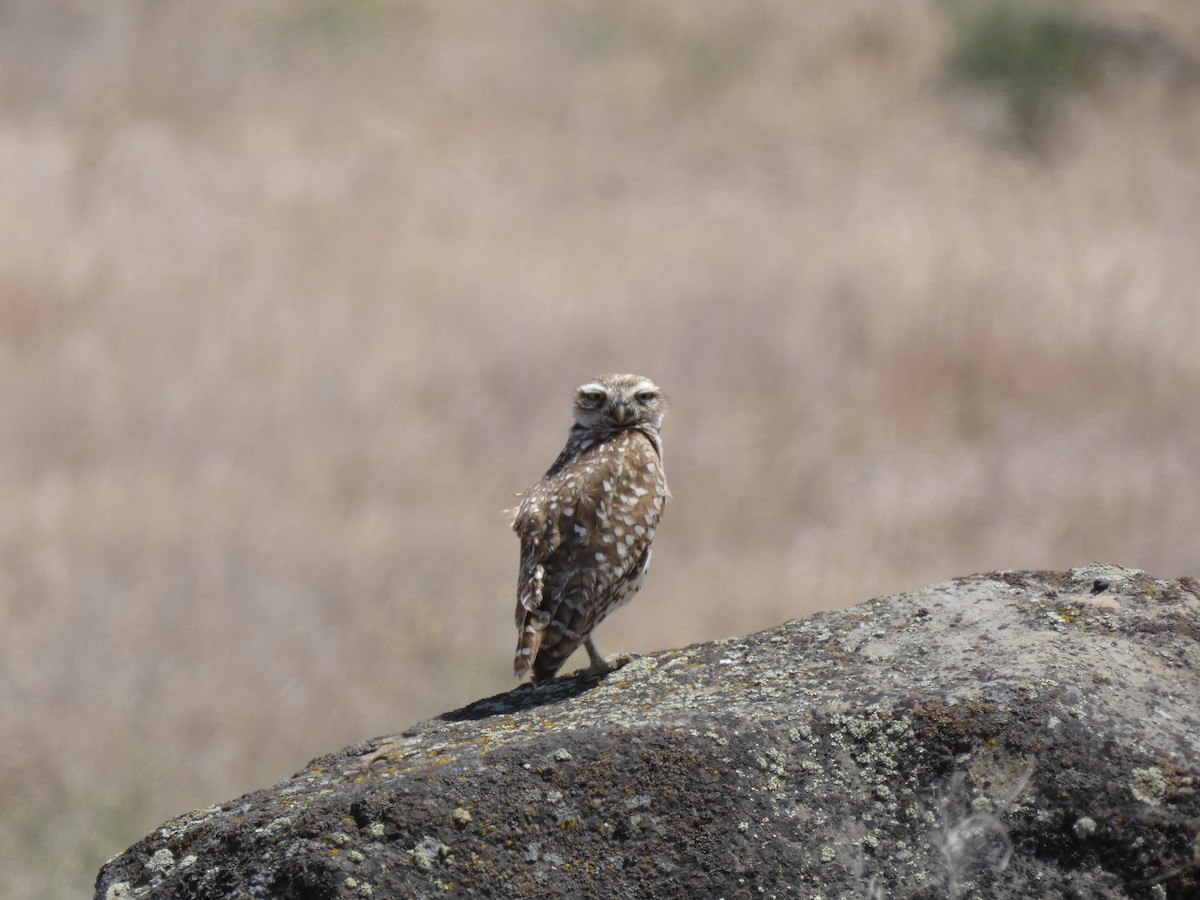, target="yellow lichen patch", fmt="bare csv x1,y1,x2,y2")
1130,766,1167,805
